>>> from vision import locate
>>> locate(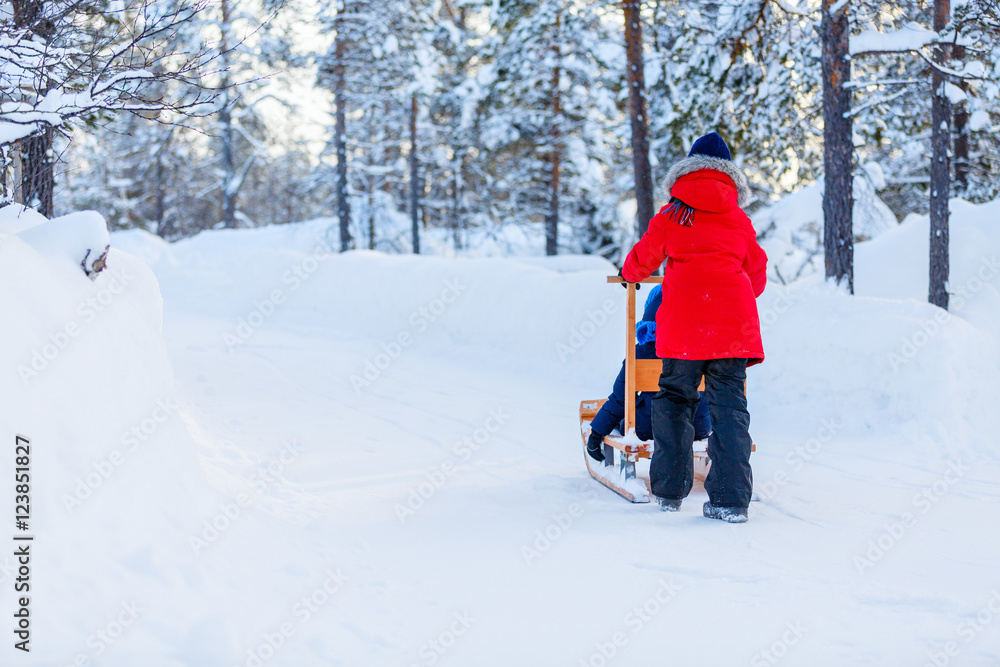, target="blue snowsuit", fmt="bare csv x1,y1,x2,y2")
589,286,712,441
